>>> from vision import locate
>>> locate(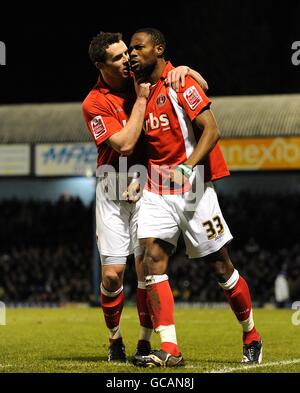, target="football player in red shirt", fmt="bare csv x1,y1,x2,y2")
82,31,209,362
129,28,262,367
